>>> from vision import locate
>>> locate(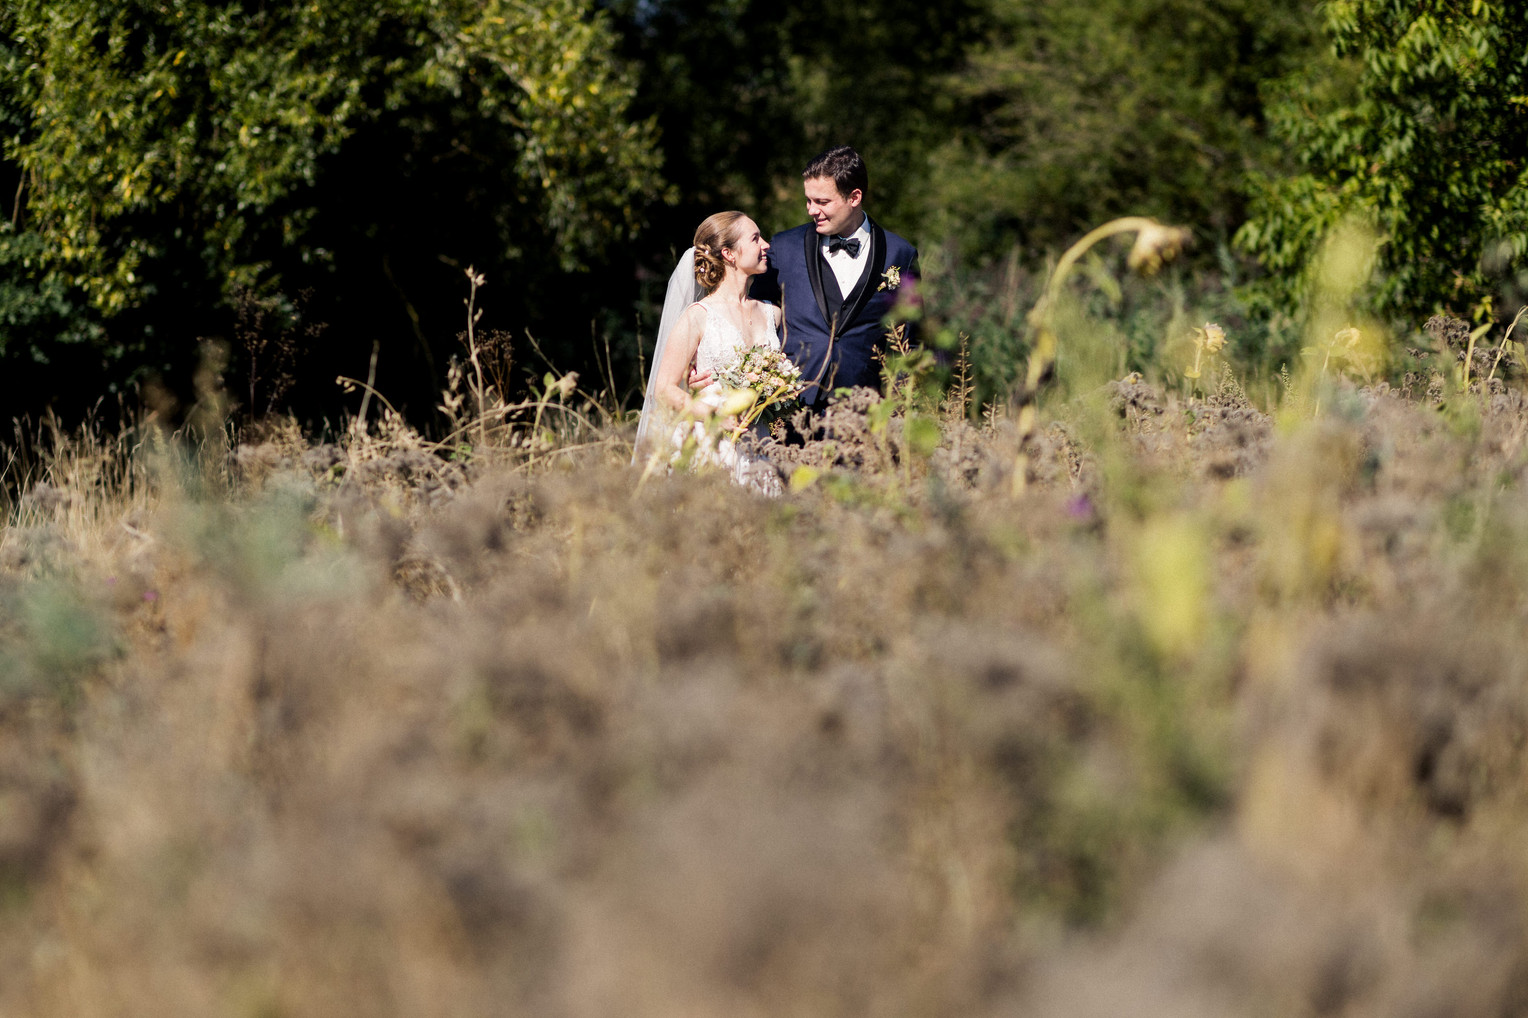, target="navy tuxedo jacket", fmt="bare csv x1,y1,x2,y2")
753,219,918,408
